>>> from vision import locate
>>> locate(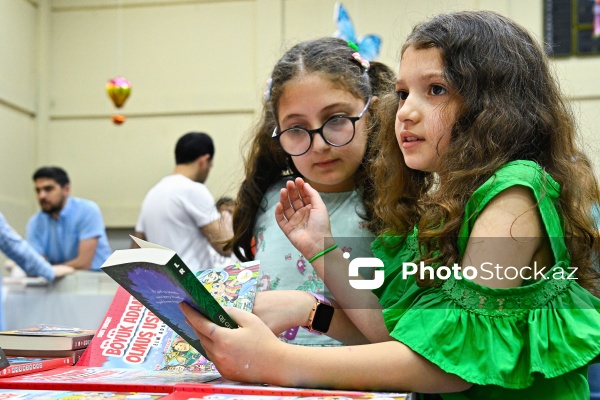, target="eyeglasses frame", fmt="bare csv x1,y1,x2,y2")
271,96,372,156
